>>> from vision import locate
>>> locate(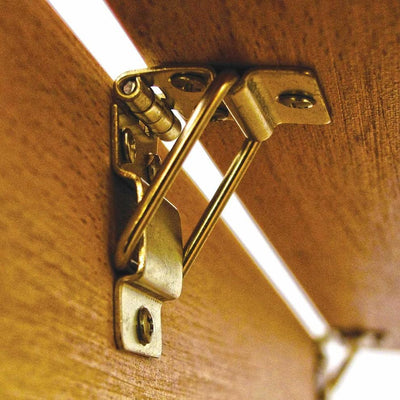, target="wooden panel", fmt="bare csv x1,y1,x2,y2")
0,1,316,398
106,0,400,347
